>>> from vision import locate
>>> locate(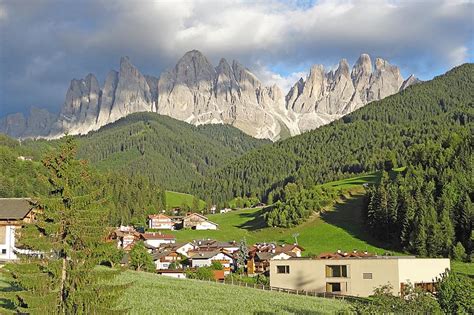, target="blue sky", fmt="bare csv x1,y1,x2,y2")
0,0,472,117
